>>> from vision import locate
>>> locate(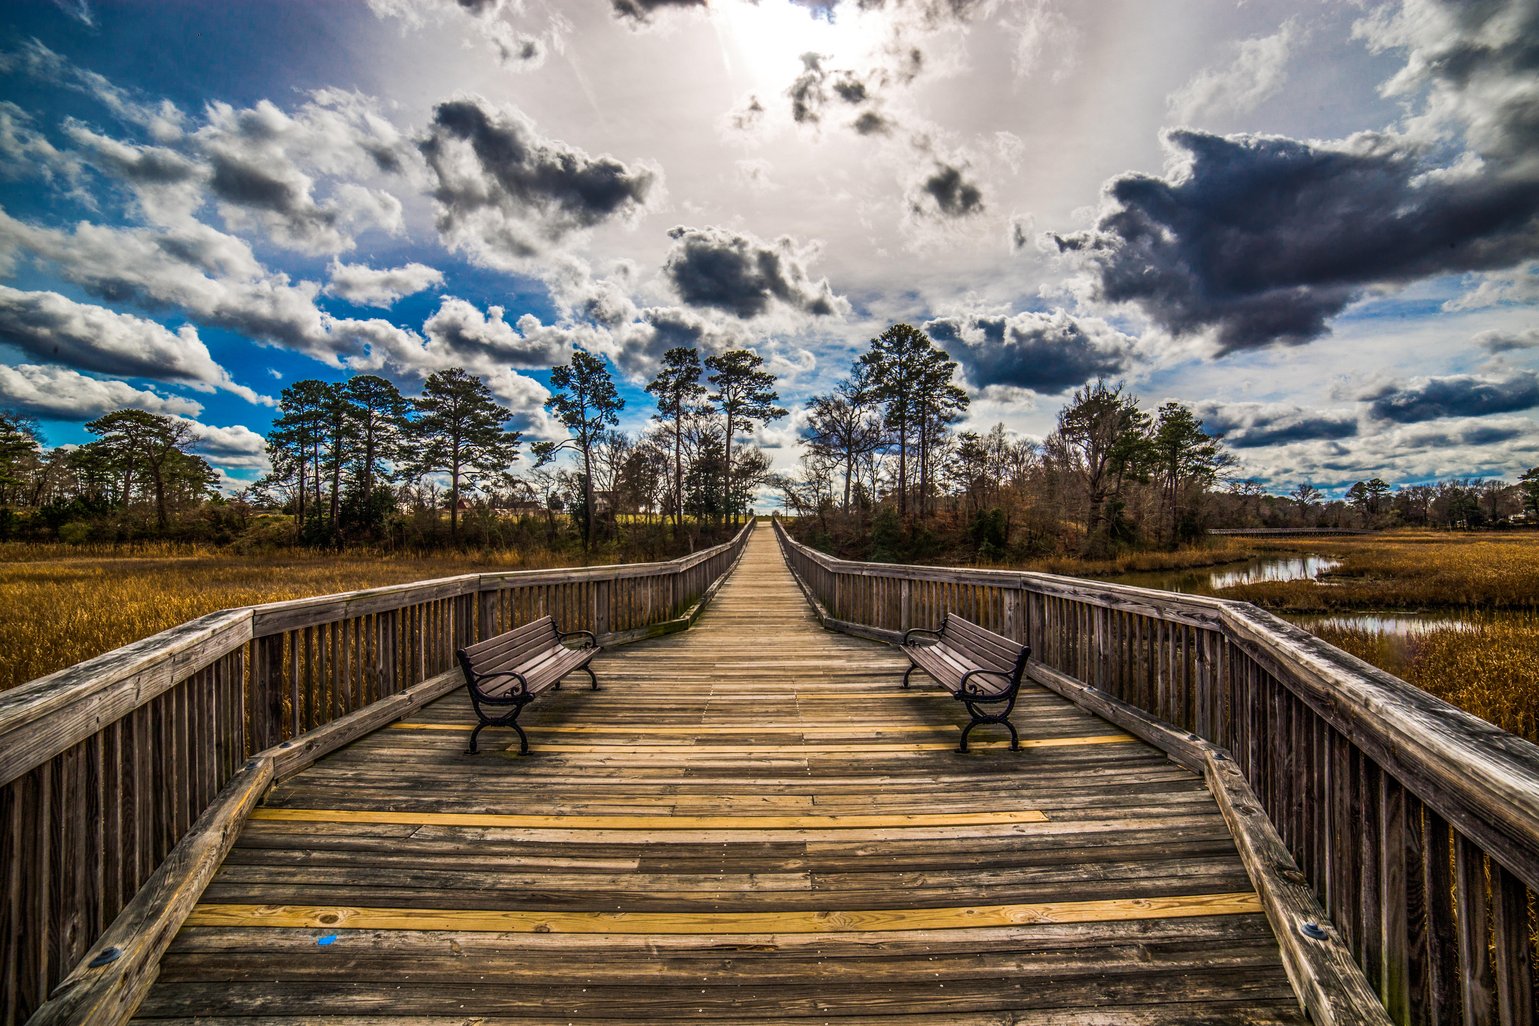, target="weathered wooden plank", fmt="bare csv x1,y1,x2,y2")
27,755,274,1026
182,891,1263,934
